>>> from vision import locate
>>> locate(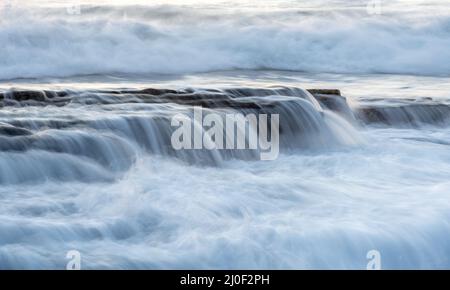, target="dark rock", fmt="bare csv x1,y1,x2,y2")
307,90,356,123
356,104,450,127
7,90,47,102
0,123,33,136
307,89,341,96
123,88,181,95
0,87,345,113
